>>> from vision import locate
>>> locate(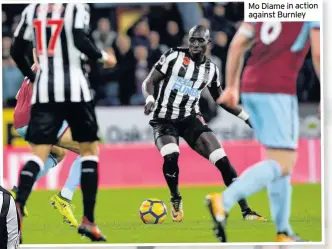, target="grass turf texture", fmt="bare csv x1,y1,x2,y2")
21,184,322,244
